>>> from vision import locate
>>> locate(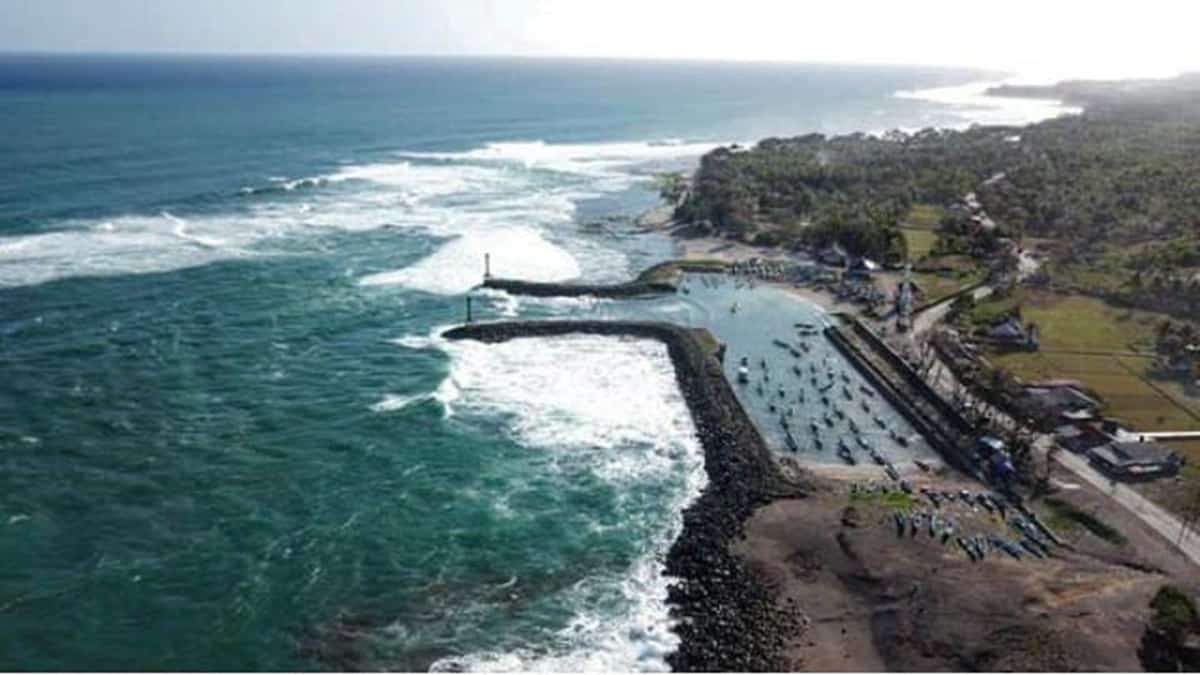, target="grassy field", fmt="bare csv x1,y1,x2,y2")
979,290,1200,431
1041,497,1127,545
913,269,985,306
902,203,944,230
974,290,1161,352
976,289,1200,518
902,228,938,260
